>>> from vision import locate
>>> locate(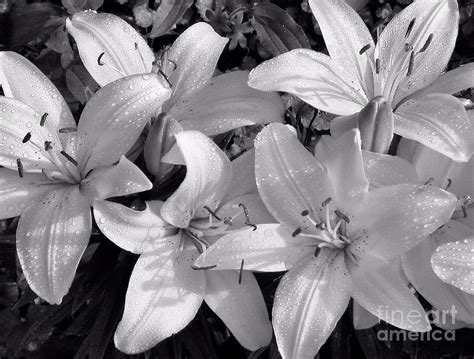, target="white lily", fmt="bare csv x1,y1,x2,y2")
66,11,284,137
93,130,273,354
0,51,172,304
194,123,457,359
248,0,473,161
